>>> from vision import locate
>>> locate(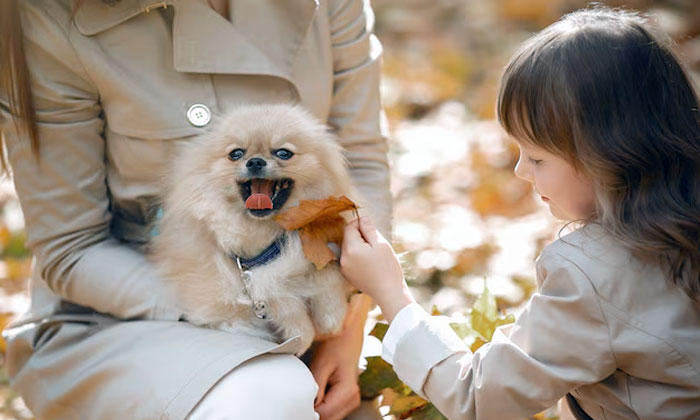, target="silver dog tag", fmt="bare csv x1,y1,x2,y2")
253,300,269,320
241,270,253,289
235,261,269,320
